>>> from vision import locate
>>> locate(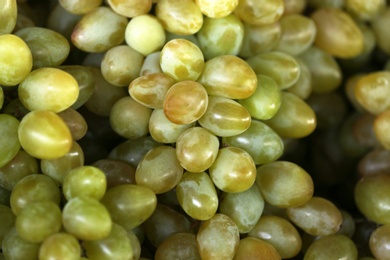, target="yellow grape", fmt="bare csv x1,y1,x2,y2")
195,0,238,18
107,0,152,18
